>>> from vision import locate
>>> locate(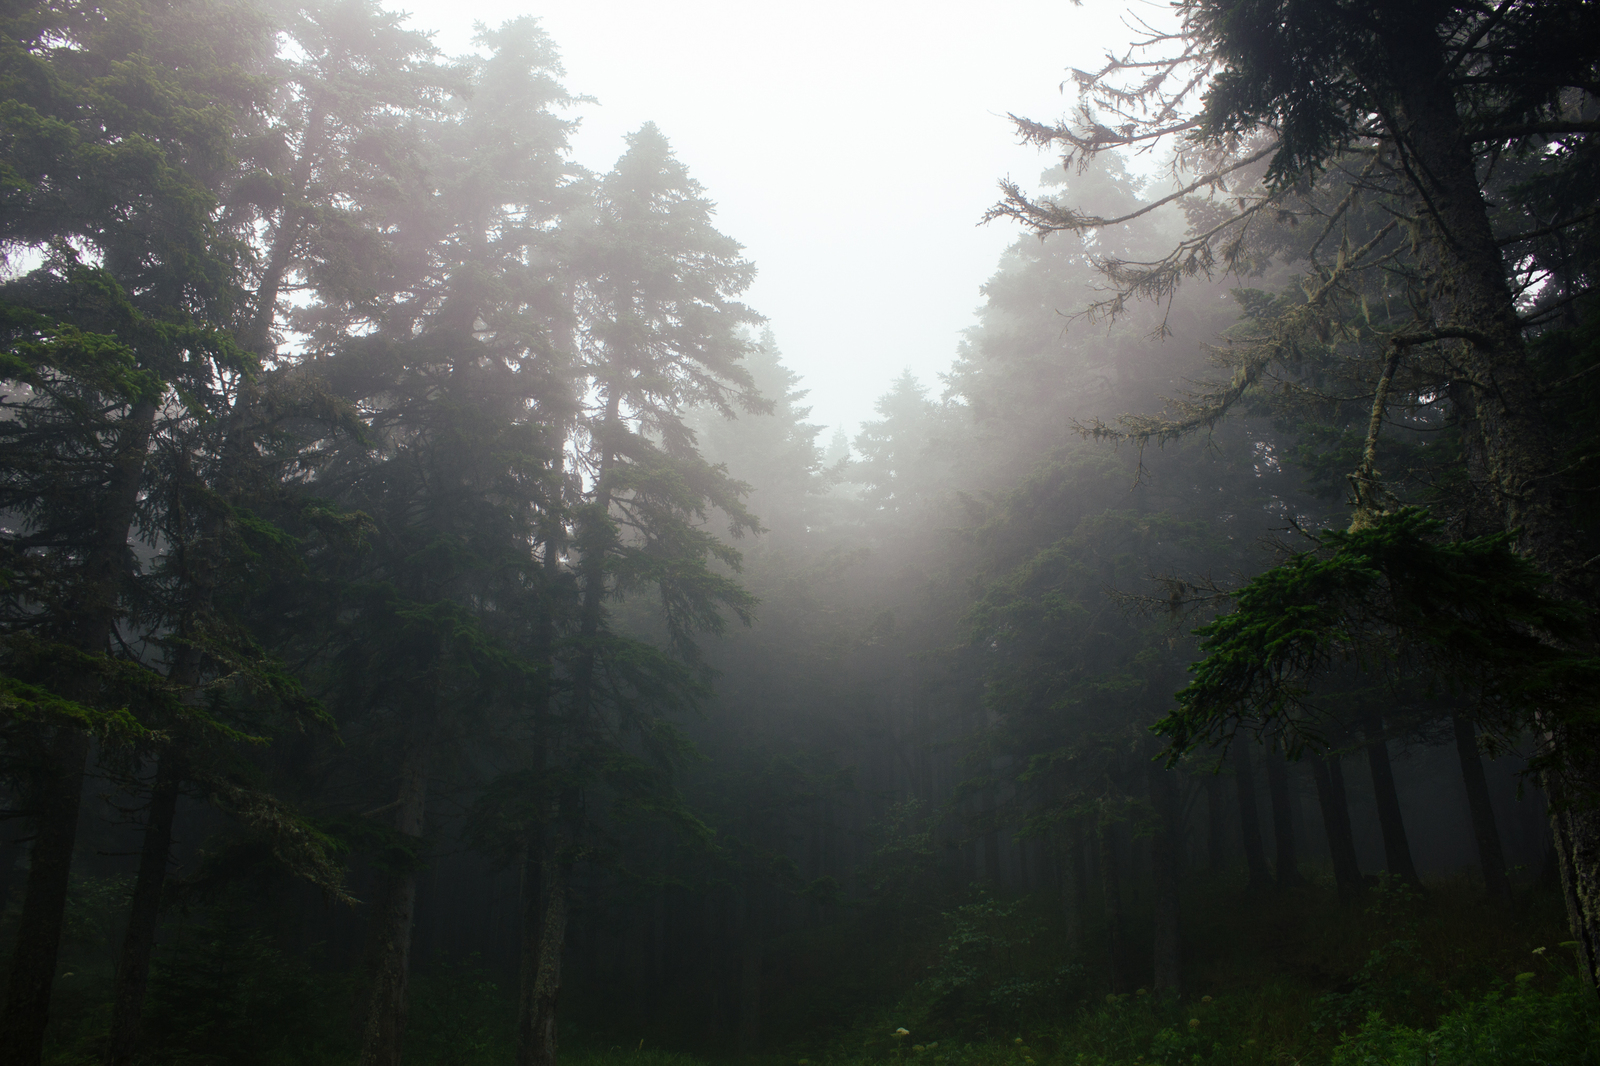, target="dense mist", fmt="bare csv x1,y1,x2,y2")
3,3,1600,1066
